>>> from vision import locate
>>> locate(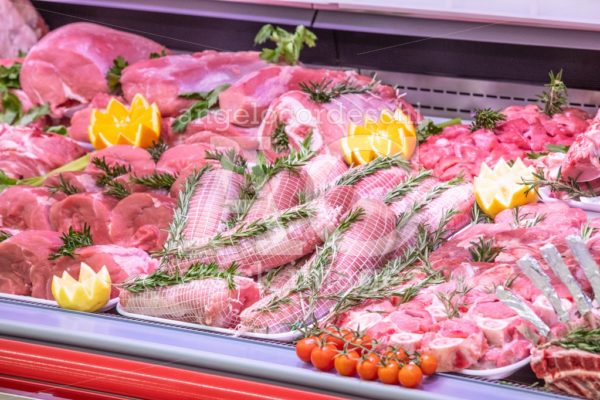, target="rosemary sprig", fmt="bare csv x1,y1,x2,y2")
468,237,503,262
0,62,21,90
121,262,238,293
436,277,472,319
335,155,410,186
580,222,596,241
48,174,80,196
146,140,168,162
255,295,293,313
539,70,568,116
149,49,167,59
48,225,93,260
0,230,12,242
92,157,131,186
254,24,317,65
470,108,506,131
204,148,248,175
45,125,68,135
551,327,600,353
106,56,128,94
104,180,130,199
471,202,493,224
384,170,432,204
172,83,230,133
511,207,546,228
131,172,177,191
270,121,289,153
298,78,377,104
525,143,570,160
395,176,463,229
416,118,462,143
160,166,212,261
520,167,594,200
